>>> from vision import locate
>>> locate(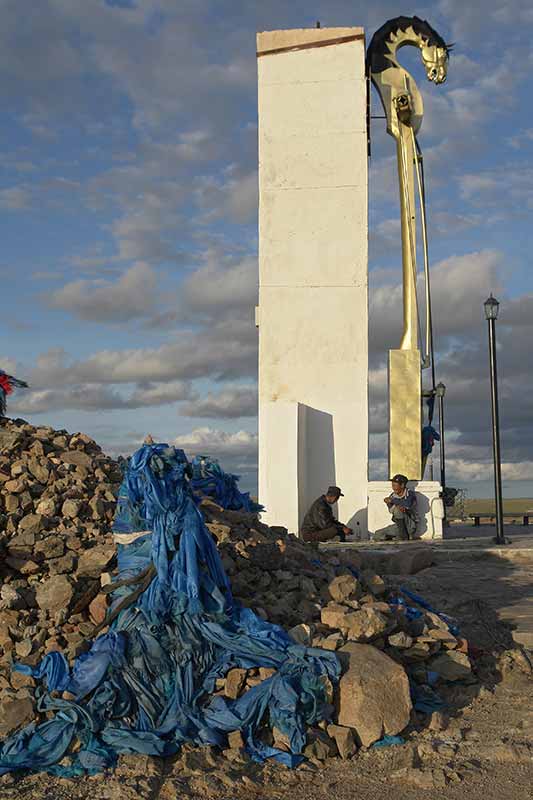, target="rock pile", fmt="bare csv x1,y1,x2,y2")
0,418,473,765
0,418,121,737
197,498,474,755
